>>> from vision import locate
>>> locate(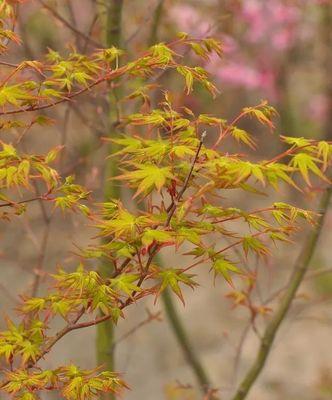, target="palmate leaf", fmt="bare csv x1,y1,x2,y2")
156,269,198,305
141,229,173,247
0,83,39,107
242,236,270,257
170,144,196,159
197,114,224,126
269,230,292,245
212,257,241,286
19,340,41,364
290,152,327,185
243,101,277,129
281,135,313,148
128,110,166,126
109,274,141,297
20,298,46,314
231,127,256,149
317,140,332,171
244,215,271,231
199,204,242,218
150,43,176,64
134,139,169,161
61,368,127,400
112,134,196,162
117,163,175,197
96,206,150,239
227,161,265,186
273,202,316,225
174,226,202,246
264,163,299,190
